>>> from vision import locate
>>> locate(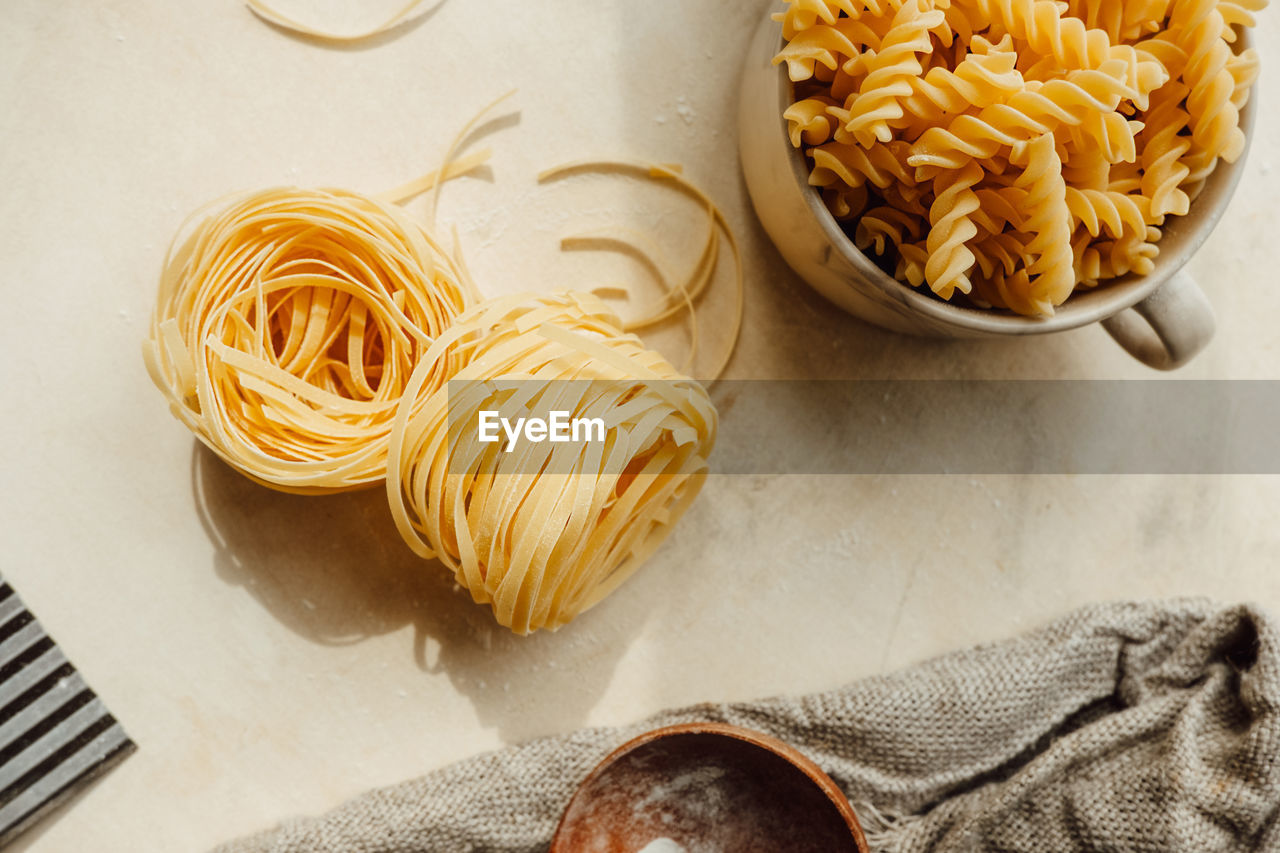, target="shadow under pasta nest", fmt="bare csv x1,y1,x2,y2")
190,442,645,742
